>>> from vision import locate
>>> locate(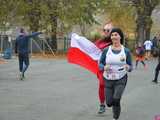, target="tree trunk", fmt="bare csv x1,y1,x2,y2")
145,21,152,40
50,15,57,52
136,14,153,43
47,1,58,52
136,15,145,43
79,22,87,36
132,0,158,43
144,15,153,40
